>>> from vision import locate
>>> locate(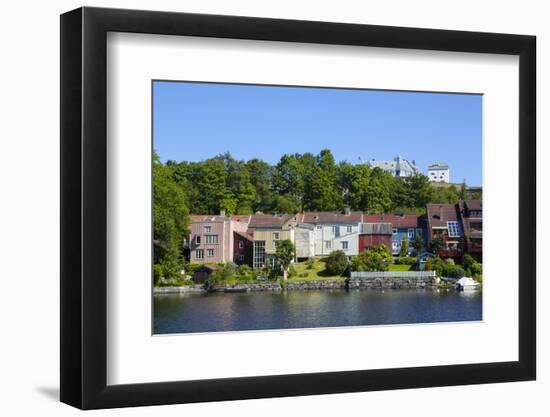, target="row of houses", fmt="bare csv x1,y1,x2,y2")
184,200,482,269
